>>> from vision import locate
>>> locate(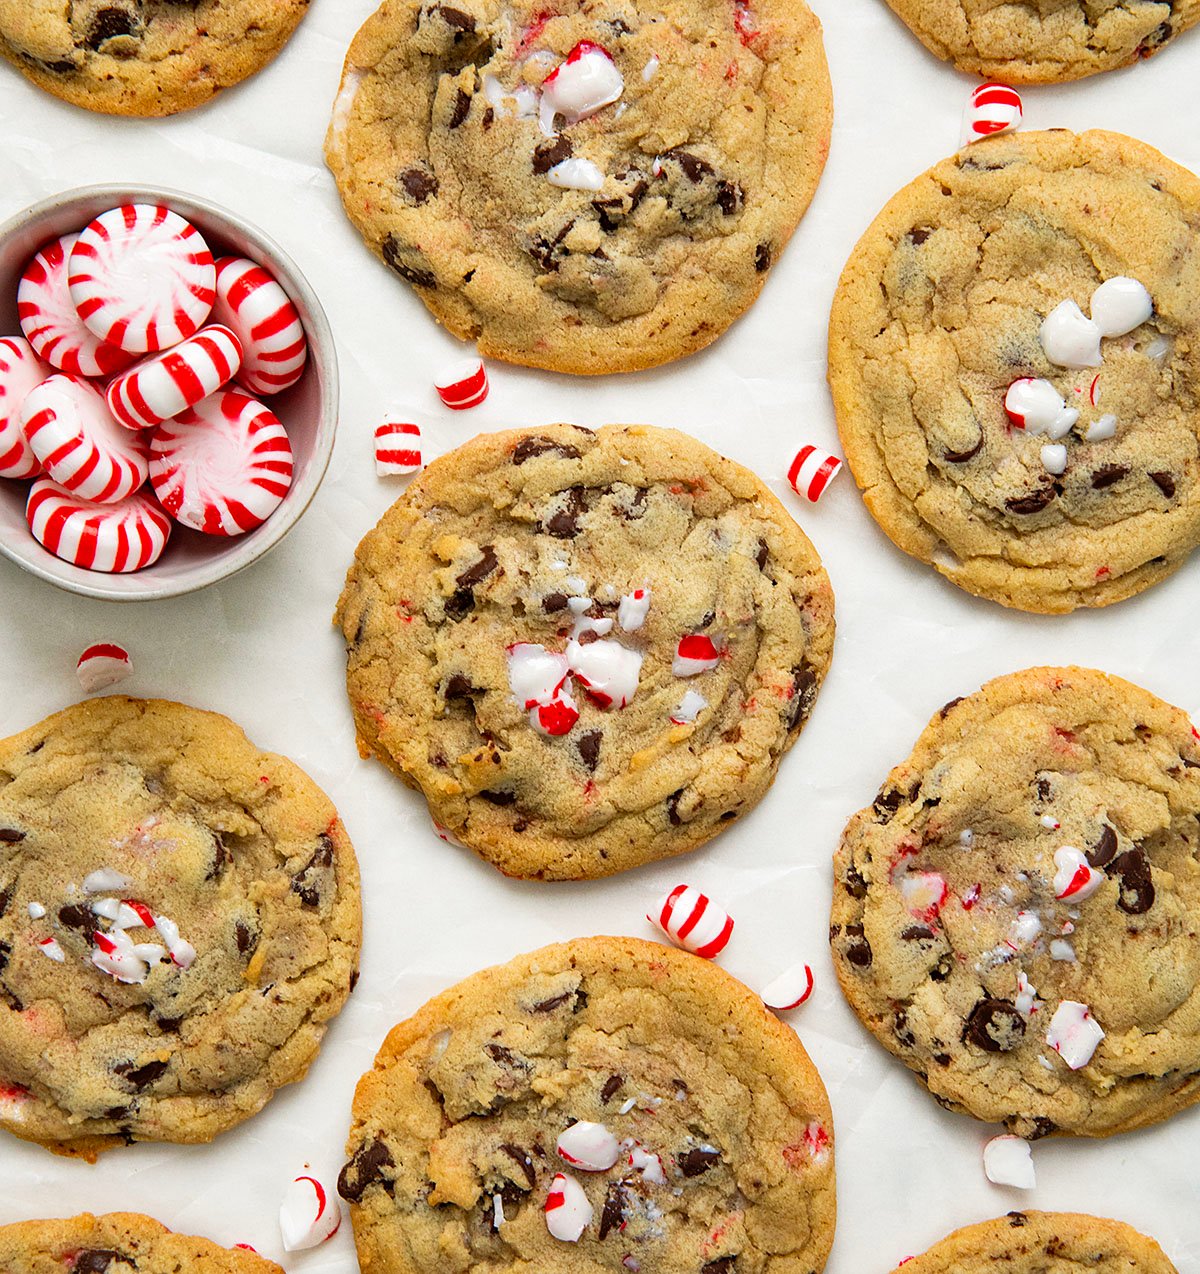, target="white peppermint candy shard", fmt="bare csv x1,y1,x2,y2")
27,902,46,920
547,158,606,191
91,927,155,984
544,1172,592,1243
983,1135,1035,1189
154,913,196,968
899,870,947,921
1089,277,1153,337
1050,938,1077,962
507,643,570,709
76,643,133,694
960,82,1023,146
1040,443,1068,475
1045,407,1079,441
567,638,642,709
761,962,814,1011
625,1141,667,1184
1014,971,1039,1018
670,690,708,725
1053,846,1104,902
38,936,66,963
1085,413,1117,442
280,1175,342,1251
1006,910,1042,949
557,1121,621,1171
673,633,722,677
1004,378,1064,433
540,41,623,131
1039,300,1102,369
649,884,733,958
83,868,133,895
1046,1000,1104,1069
617,586,650,631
